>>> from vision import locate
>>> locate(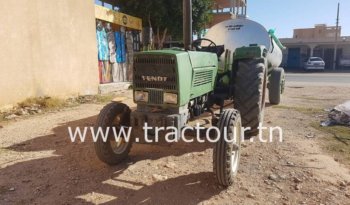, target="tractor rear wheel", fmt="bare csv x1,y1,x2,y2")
94,102,132,165
234,59,267,137
213,109,242,187
268,67,285,105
